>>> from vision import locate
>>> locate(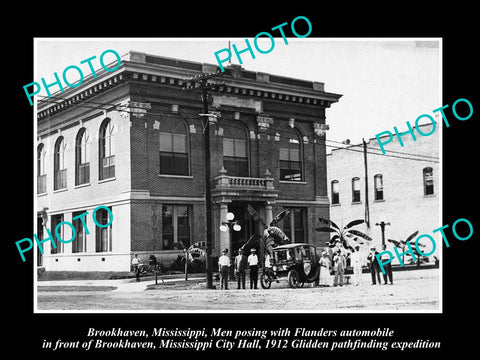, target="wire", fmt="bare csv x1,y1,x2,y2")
37,95,439,164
